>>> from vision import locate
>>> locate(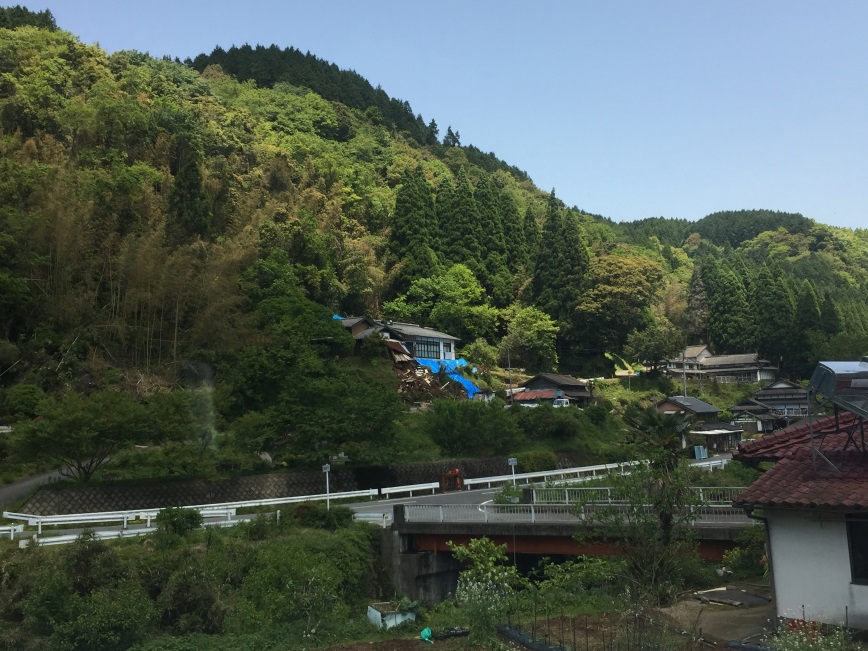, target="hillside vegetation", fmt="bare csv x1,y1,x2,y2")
0,12,867,481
